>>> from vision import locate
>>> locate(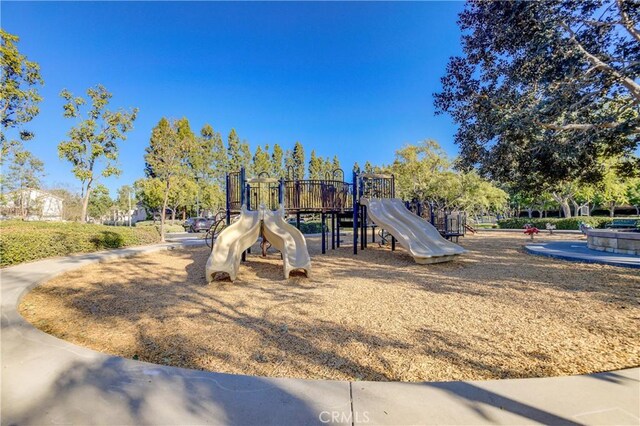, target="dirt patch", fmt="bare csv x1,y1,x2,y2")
19,232,640,382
